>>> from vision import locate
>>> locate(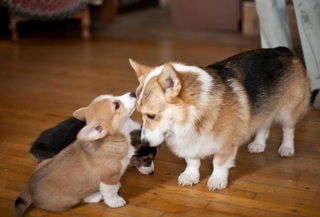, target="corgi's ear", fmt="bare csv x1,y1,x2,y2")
73,107,87,121
157,63,181,99
129,58,152,82
77,124,108,142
